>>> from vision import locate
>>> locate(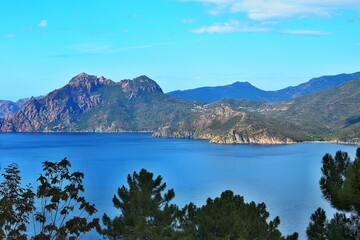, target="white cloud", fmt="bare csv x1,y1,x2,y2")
191,20,271,33
282,29,332,35
182,0,360,20
5,34,16,38
38,19,48,27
